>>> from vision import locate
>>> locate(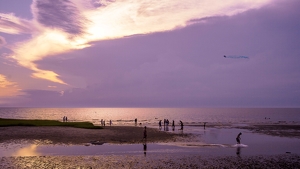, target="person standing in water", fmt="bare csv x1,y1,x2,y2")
236,132,242,144
172,120,175,131
179,120,183,130
158,120,162,130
